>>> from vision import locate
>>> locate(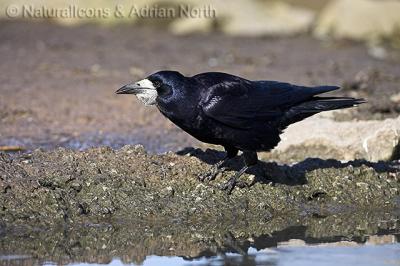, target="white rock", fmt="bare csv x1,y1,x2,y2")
220,1,315,36
363,126,399,162
170,16,214,34
390,93,400,104
314,0,400,42
276,113,400,162
170,0,315,36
